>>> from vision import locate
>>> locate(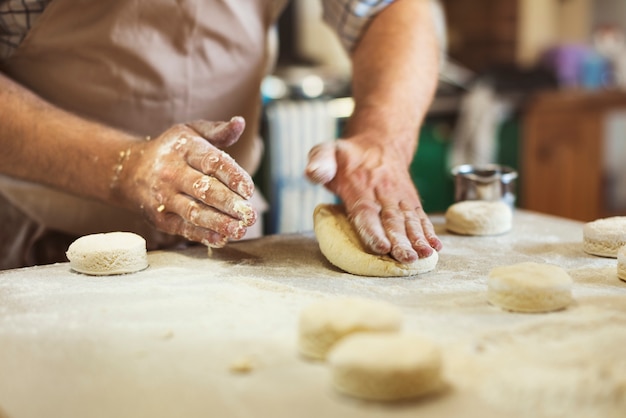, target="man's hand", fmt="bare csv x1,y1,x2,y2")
115,117,257,247
306,137,442,263
305,0,442,263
